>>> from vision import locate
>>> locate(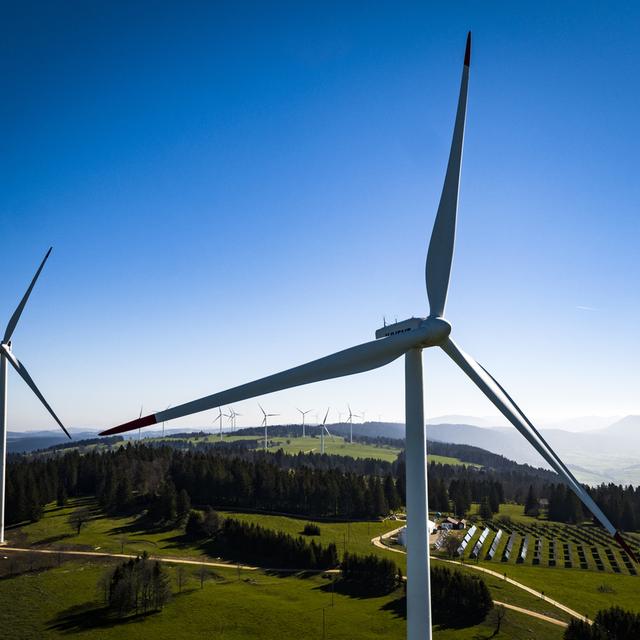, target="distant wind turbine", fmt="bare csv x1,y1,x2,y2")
0,248,69,544
296,407,312,437
346,405,361,444
152,405,171,438
137,405,144,441
223,407,234,431
100,33,636,640
258,403,279,452
213,407,224,440
319,407,333,454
